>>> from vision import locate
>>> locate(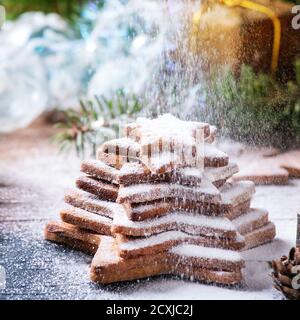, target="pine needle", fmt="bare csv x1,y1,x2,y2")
52,91,142,157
